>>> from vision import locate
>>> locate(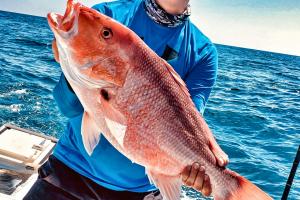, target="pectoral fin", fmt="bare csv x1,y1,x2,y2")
81,111,101,156
147,170,182,200
99,90,126,125
99,90,127,147
104,117,127,147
